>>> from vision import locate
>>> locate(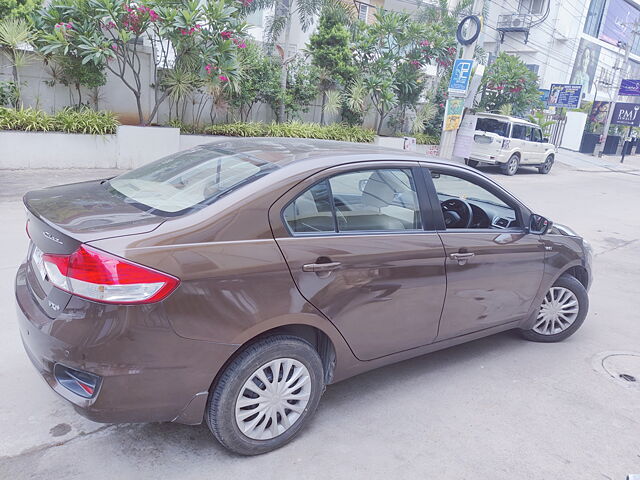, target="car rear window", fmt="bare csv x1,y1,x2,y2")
106,146,276,215
476,118,509,137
